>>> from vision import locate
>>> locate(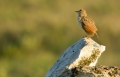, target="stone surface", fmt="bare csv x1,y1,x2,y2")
73,65,120,77
45,38,105,77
